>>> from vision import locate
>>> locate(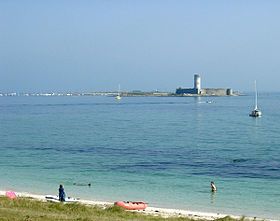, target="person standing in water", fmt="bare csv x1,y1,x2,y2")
211,181,216,192
59,184,66,202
